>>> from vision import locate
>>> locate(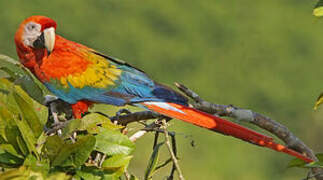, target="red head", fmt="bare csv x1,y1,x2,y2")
14,16,57,69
